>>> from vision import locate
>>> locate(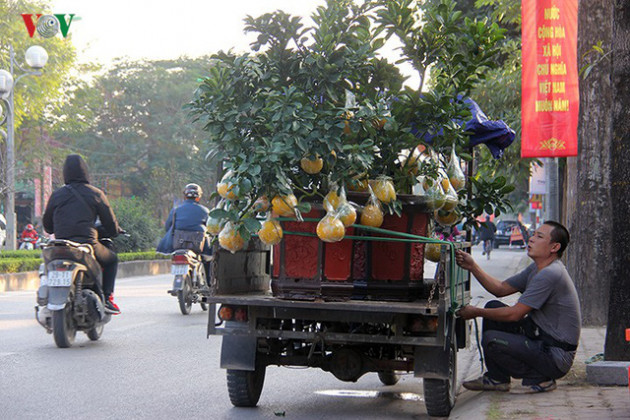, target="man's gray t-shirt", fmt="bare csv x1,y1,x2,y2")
506,259,581,373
